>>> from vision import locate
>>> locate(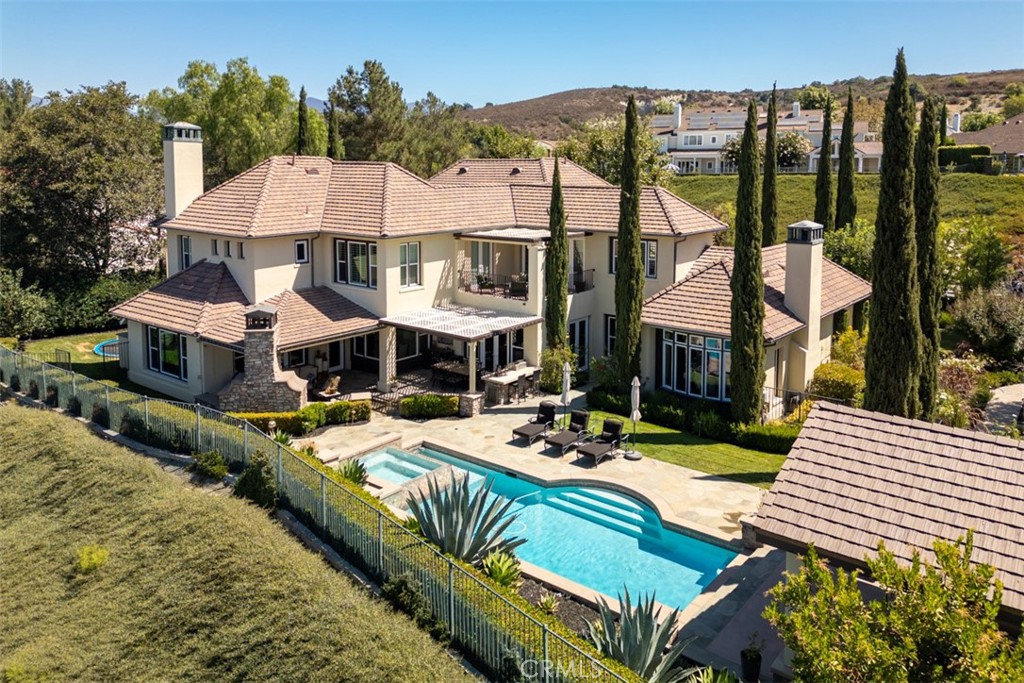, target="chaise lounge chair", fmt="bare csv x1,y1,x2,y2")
576,418,627,466
543,409,591,455
512,400,558,445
